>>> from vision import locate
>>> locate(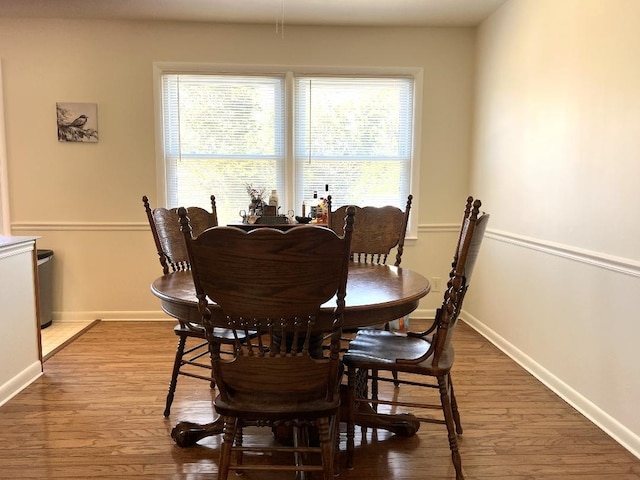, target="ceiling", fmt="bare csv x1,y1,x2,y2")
0,0,508,27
